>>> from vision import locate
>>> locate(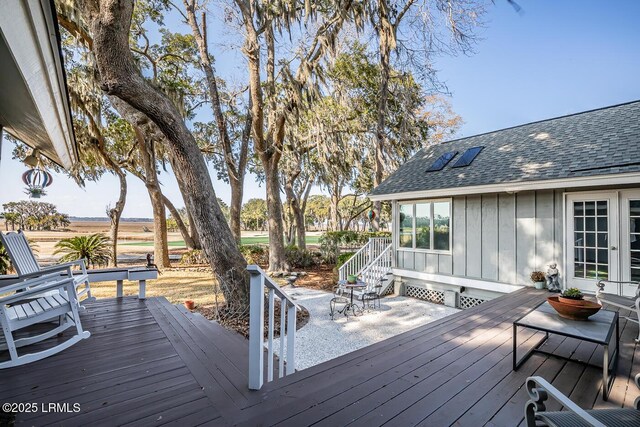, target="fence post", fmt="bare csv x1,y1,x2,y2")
248,265,264,390
286,303,297,375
